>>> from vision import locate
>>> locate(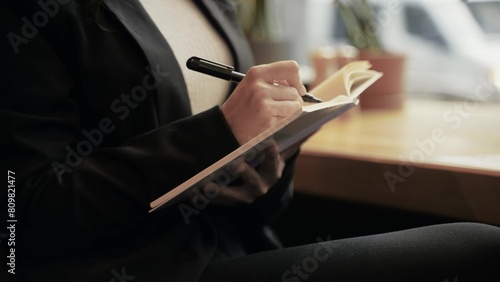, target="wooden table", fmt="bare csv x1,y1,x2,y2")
294,99,500,225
